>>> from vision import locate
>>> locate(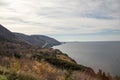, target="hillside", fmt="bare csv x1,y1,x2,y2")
0,24,17,41
14,33,61,48
0,40,96,80
0,24,61,48
0,24,119,80
0,37,119,80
